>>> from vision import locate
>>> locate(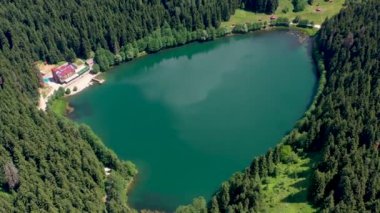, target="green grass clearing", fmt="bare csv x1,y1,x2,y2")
259,153,319,213
51,98,68,116
74,58,85,66
222,0,345,28
57,61,67,66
